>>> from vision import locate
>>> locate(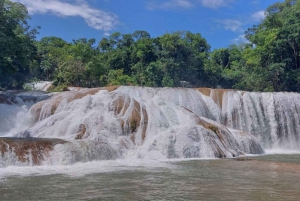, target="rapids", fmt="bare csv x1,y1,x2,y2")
1,86,300,167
